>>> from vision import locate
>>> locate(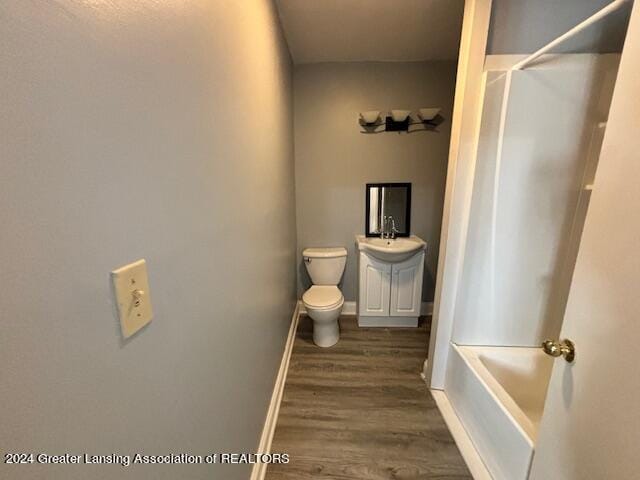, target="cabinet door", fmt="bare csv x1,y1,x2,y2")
390,252,424,317
358,252,391,316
